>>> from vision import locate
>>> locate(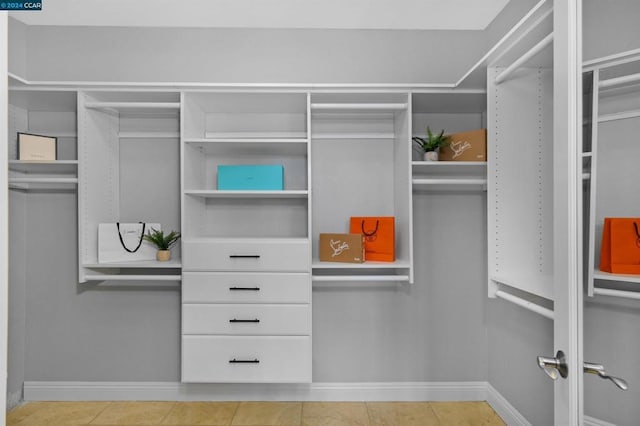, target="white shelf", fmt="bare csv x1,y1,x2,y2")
119,131,180,139
83,259,182,269
85,101,180,114
312,261,411,269
412,161,487,168
312,275,410,282
310,103,407,112
184,138,308,155
204,131,308,139
184,237,309,244
9,160,78,174
187,138,307,144
311,133,396,140
412,178,487,186
184,190,309,199
593,270,640,284
83,274,182,282
8,177,78,184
